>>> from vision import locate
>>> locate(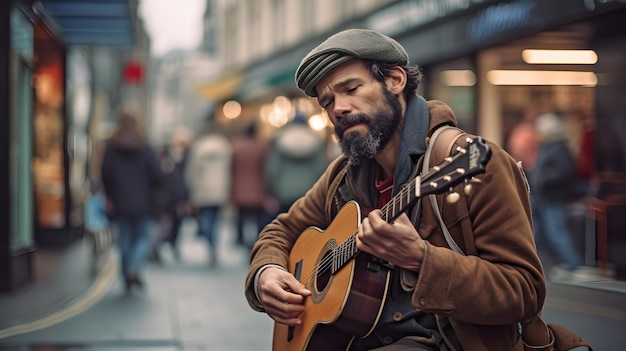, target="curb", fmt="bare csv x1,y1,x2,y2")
0,253,118,340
